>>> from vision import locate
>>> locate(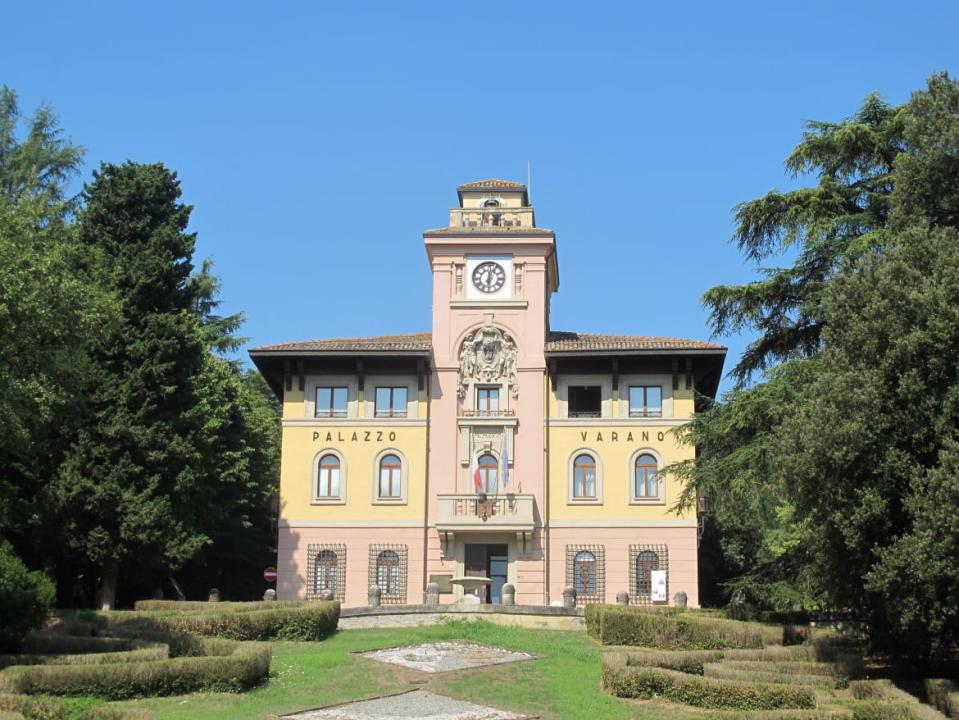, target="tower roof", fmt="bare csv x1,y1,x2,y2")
457,178,528,205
